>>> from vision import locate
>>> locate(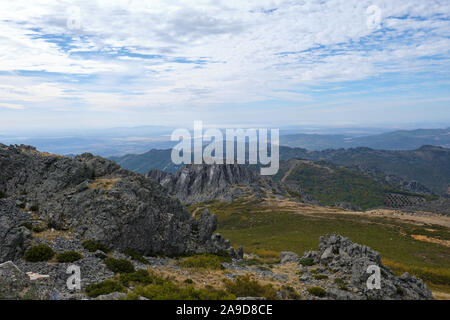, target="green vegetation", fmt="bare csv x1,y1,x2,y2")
85,280,125,298
286,163,386,210
307,287,326,297
82,240,109,253
119,269,160,286
124,249,148,264
223,275,278,299
191,199,450,292
299,258,315,266
280,285,301,300
24,245,55,262
179,253,231,270
56,251,83,263
0,190,5,198
104,258,135,274
19,222,33,230
29,205,39,212
314,275,329,280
